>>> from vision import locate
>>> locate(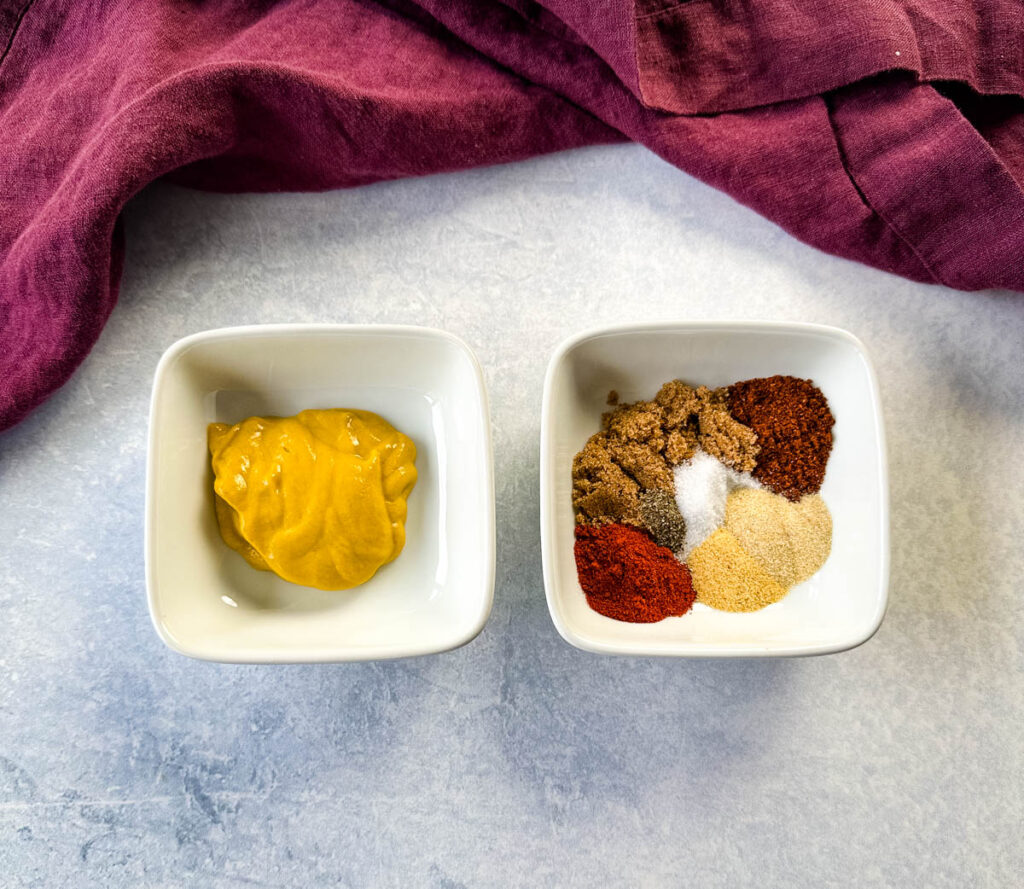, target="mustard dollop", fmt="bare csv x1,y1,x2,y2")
208,409,417,591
